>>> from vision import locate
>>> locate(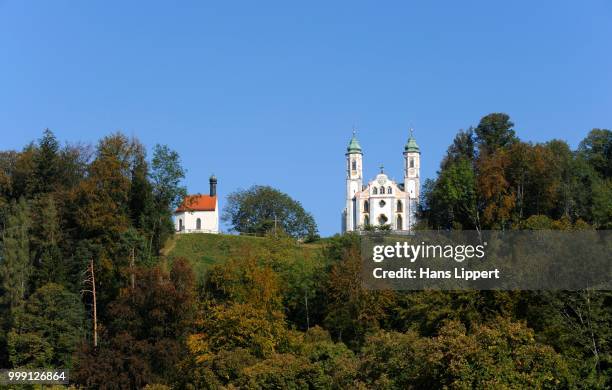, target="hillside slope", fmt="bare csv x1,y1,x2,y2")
164,233,322,276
